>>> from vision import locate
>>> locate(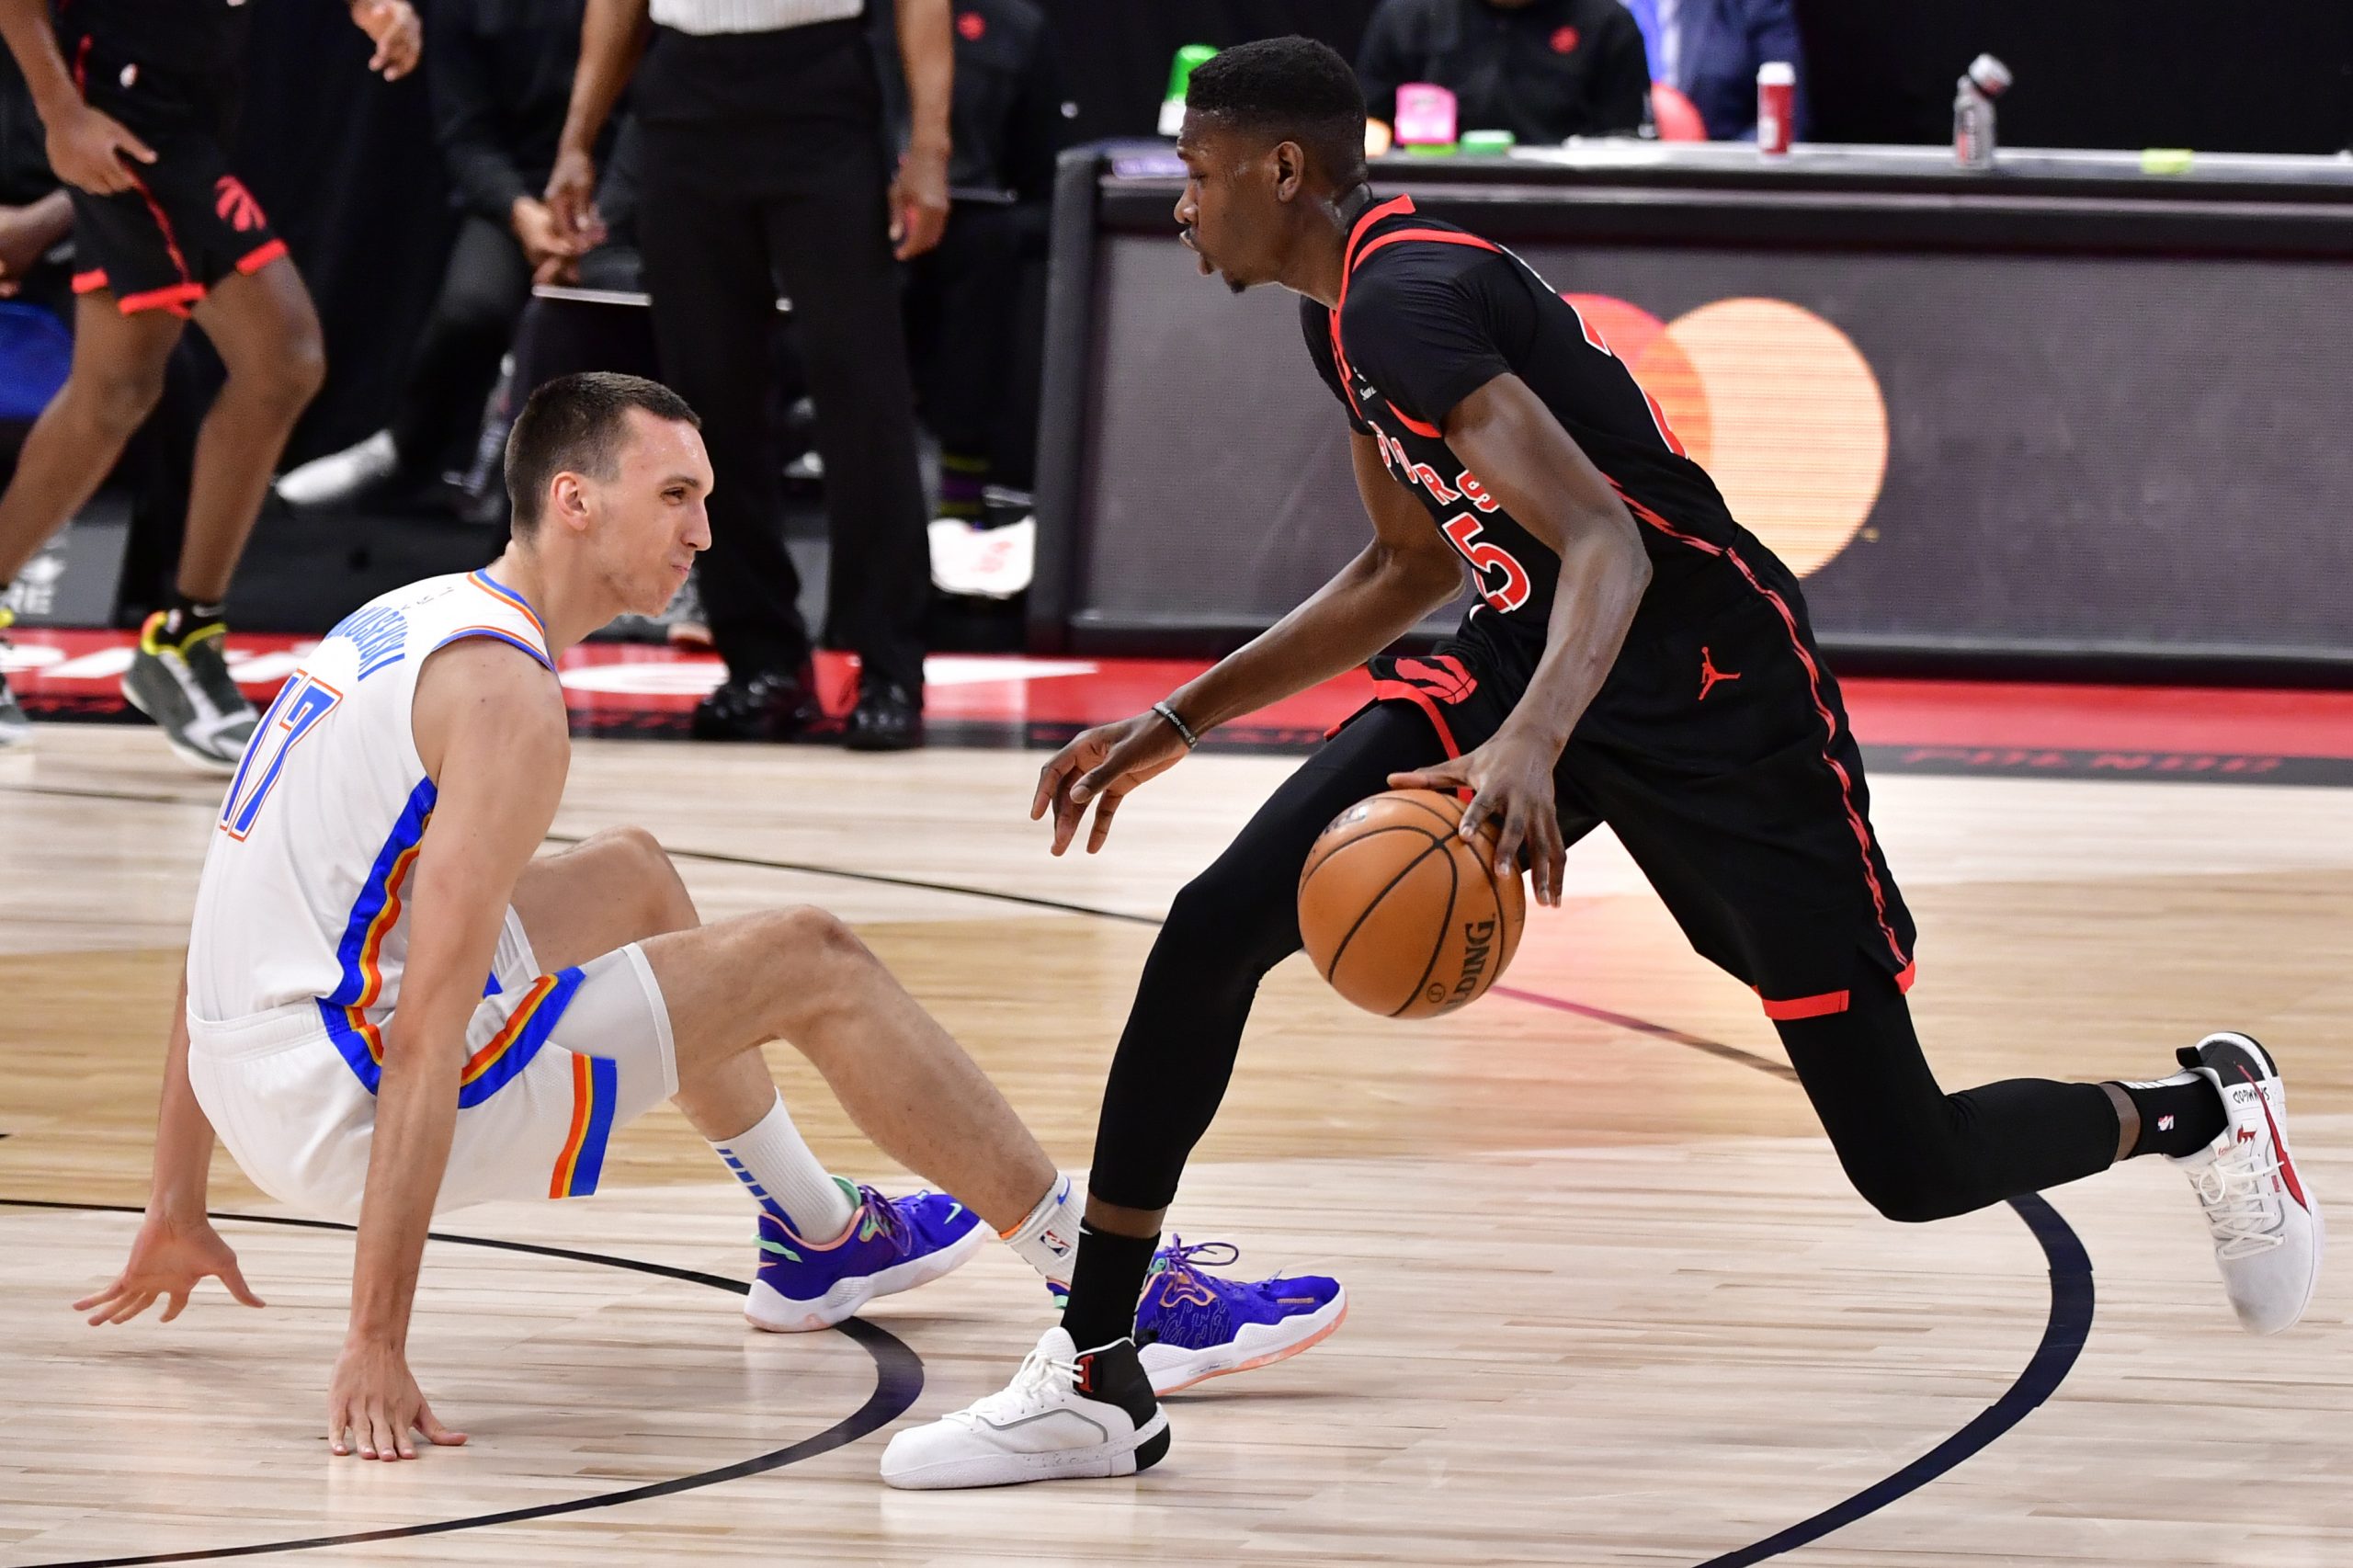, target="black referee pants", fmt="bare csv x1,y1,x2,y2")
1086,701,2122,1223
391,213,534,482
637,119,928,692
